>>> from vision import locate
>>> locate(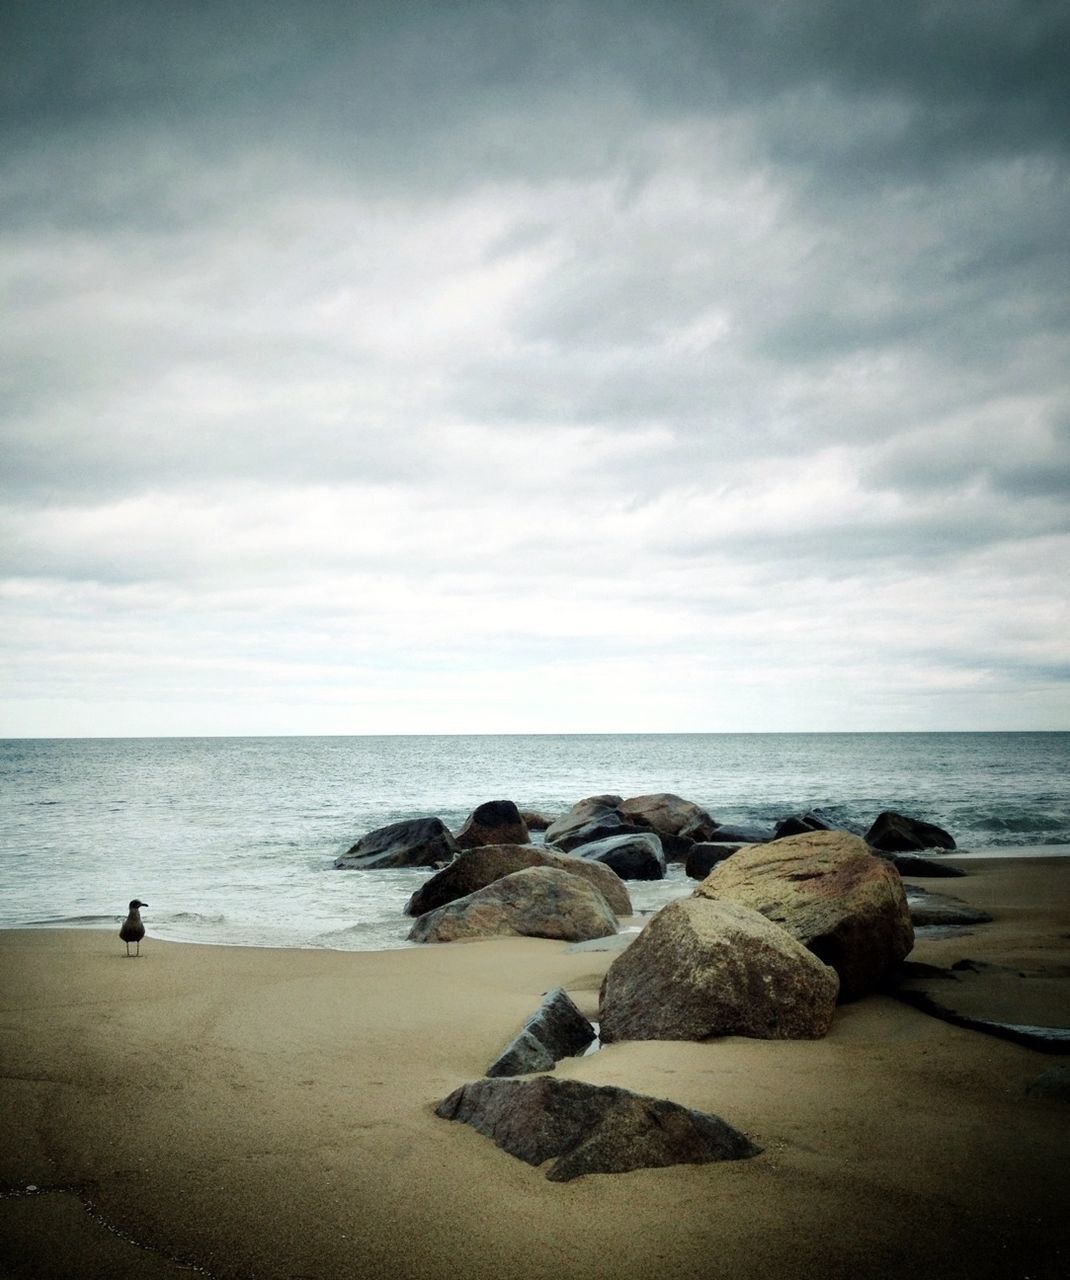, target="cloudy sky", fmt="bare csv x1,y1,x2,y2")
2,1,1068,736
